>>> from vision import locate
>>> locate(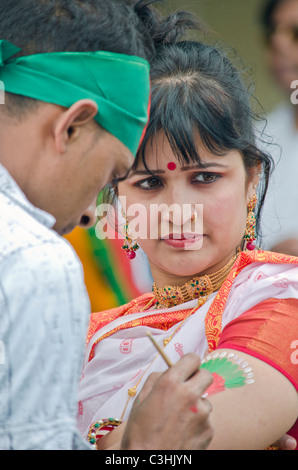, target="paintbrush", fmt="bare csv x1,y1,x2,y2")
146,331,173,367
